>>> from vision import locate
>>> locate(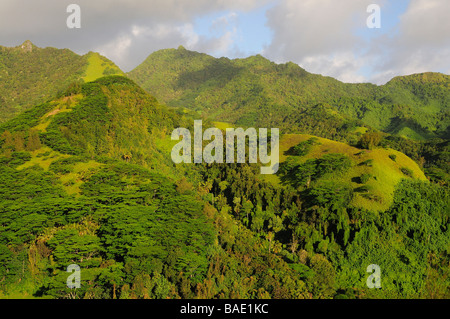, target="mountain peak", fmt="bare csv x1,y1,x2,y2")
20,40,34,52
387,72,449,85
